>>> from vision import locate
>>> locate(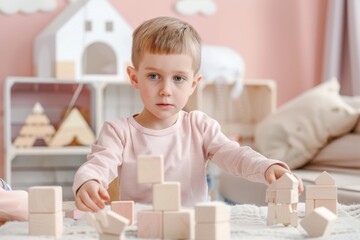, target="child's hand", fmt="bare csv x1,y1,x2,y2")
75,180,110,212
265,164,304,194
